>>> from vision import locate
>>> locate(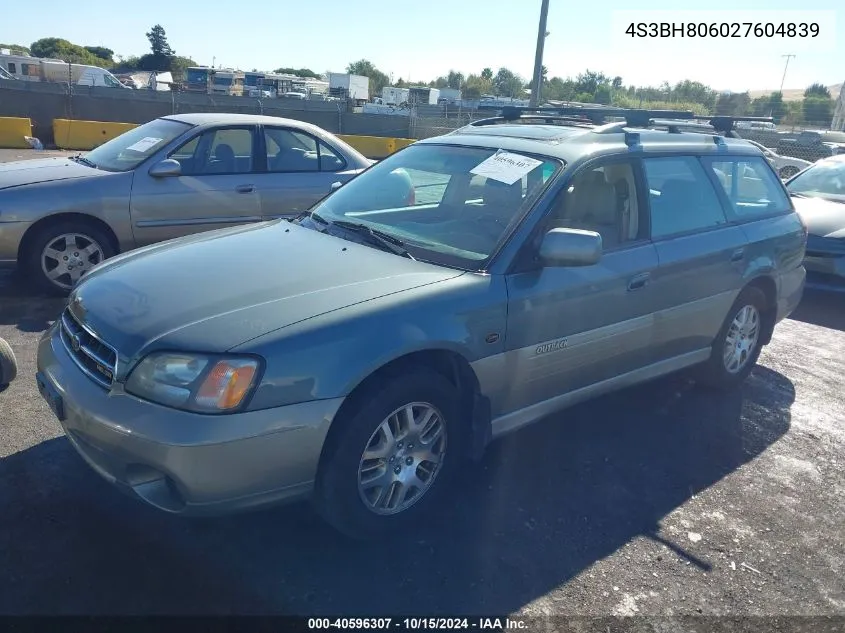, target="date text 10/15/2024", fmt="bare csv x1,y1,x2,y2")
307,617,527,630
